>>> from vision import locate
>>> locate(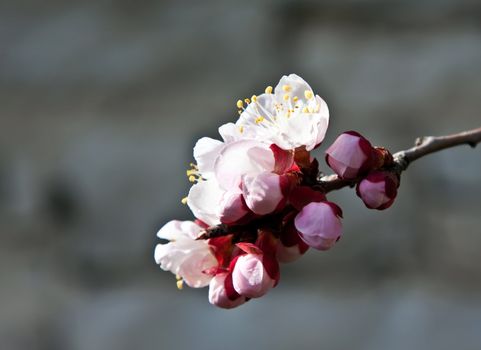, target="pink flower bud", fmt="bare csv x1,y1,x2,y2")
356,171,399,210
325,131,374,179
231,252,278,298
208,272,246,309
294,201,343,250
